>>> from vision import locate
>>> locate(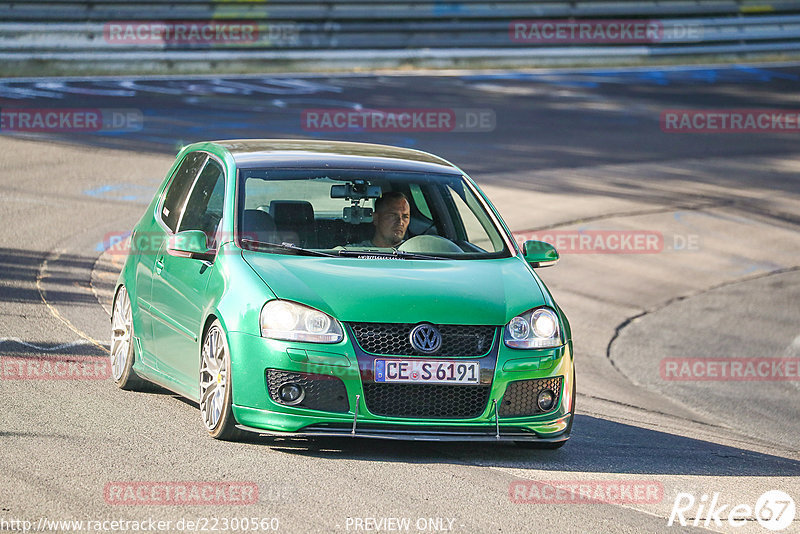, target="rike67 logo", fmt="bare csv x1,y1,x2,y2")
668,490,795,531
